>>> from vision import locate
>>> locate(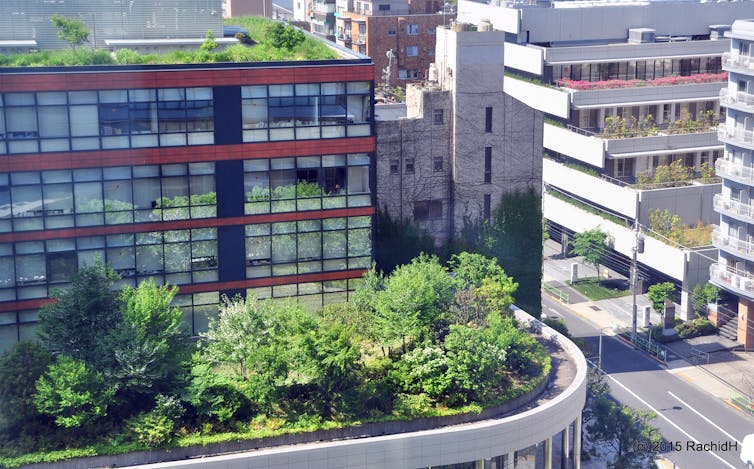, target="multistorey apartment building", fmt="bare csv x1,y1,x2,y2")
711,19,754,350
460,0,754,316
375,22,542,243
334,0,454,86
0,57,376,352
